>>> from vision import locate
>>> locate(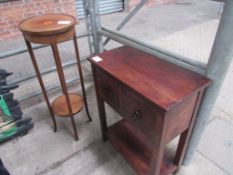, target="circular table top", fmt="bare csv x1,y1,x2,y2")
19,13,77,36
